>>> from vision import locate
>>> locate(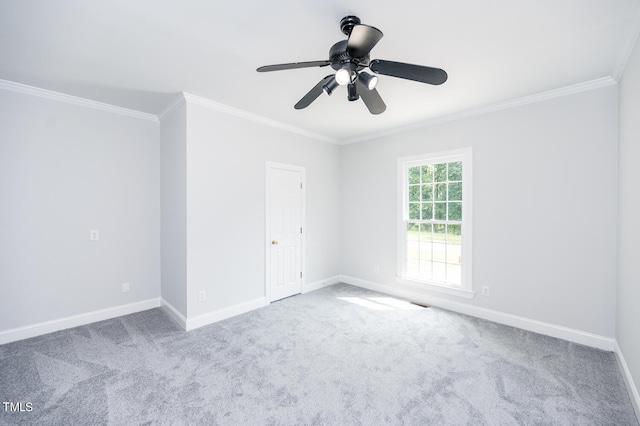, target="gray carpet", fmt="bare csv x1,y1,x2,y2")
0,283,637,425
